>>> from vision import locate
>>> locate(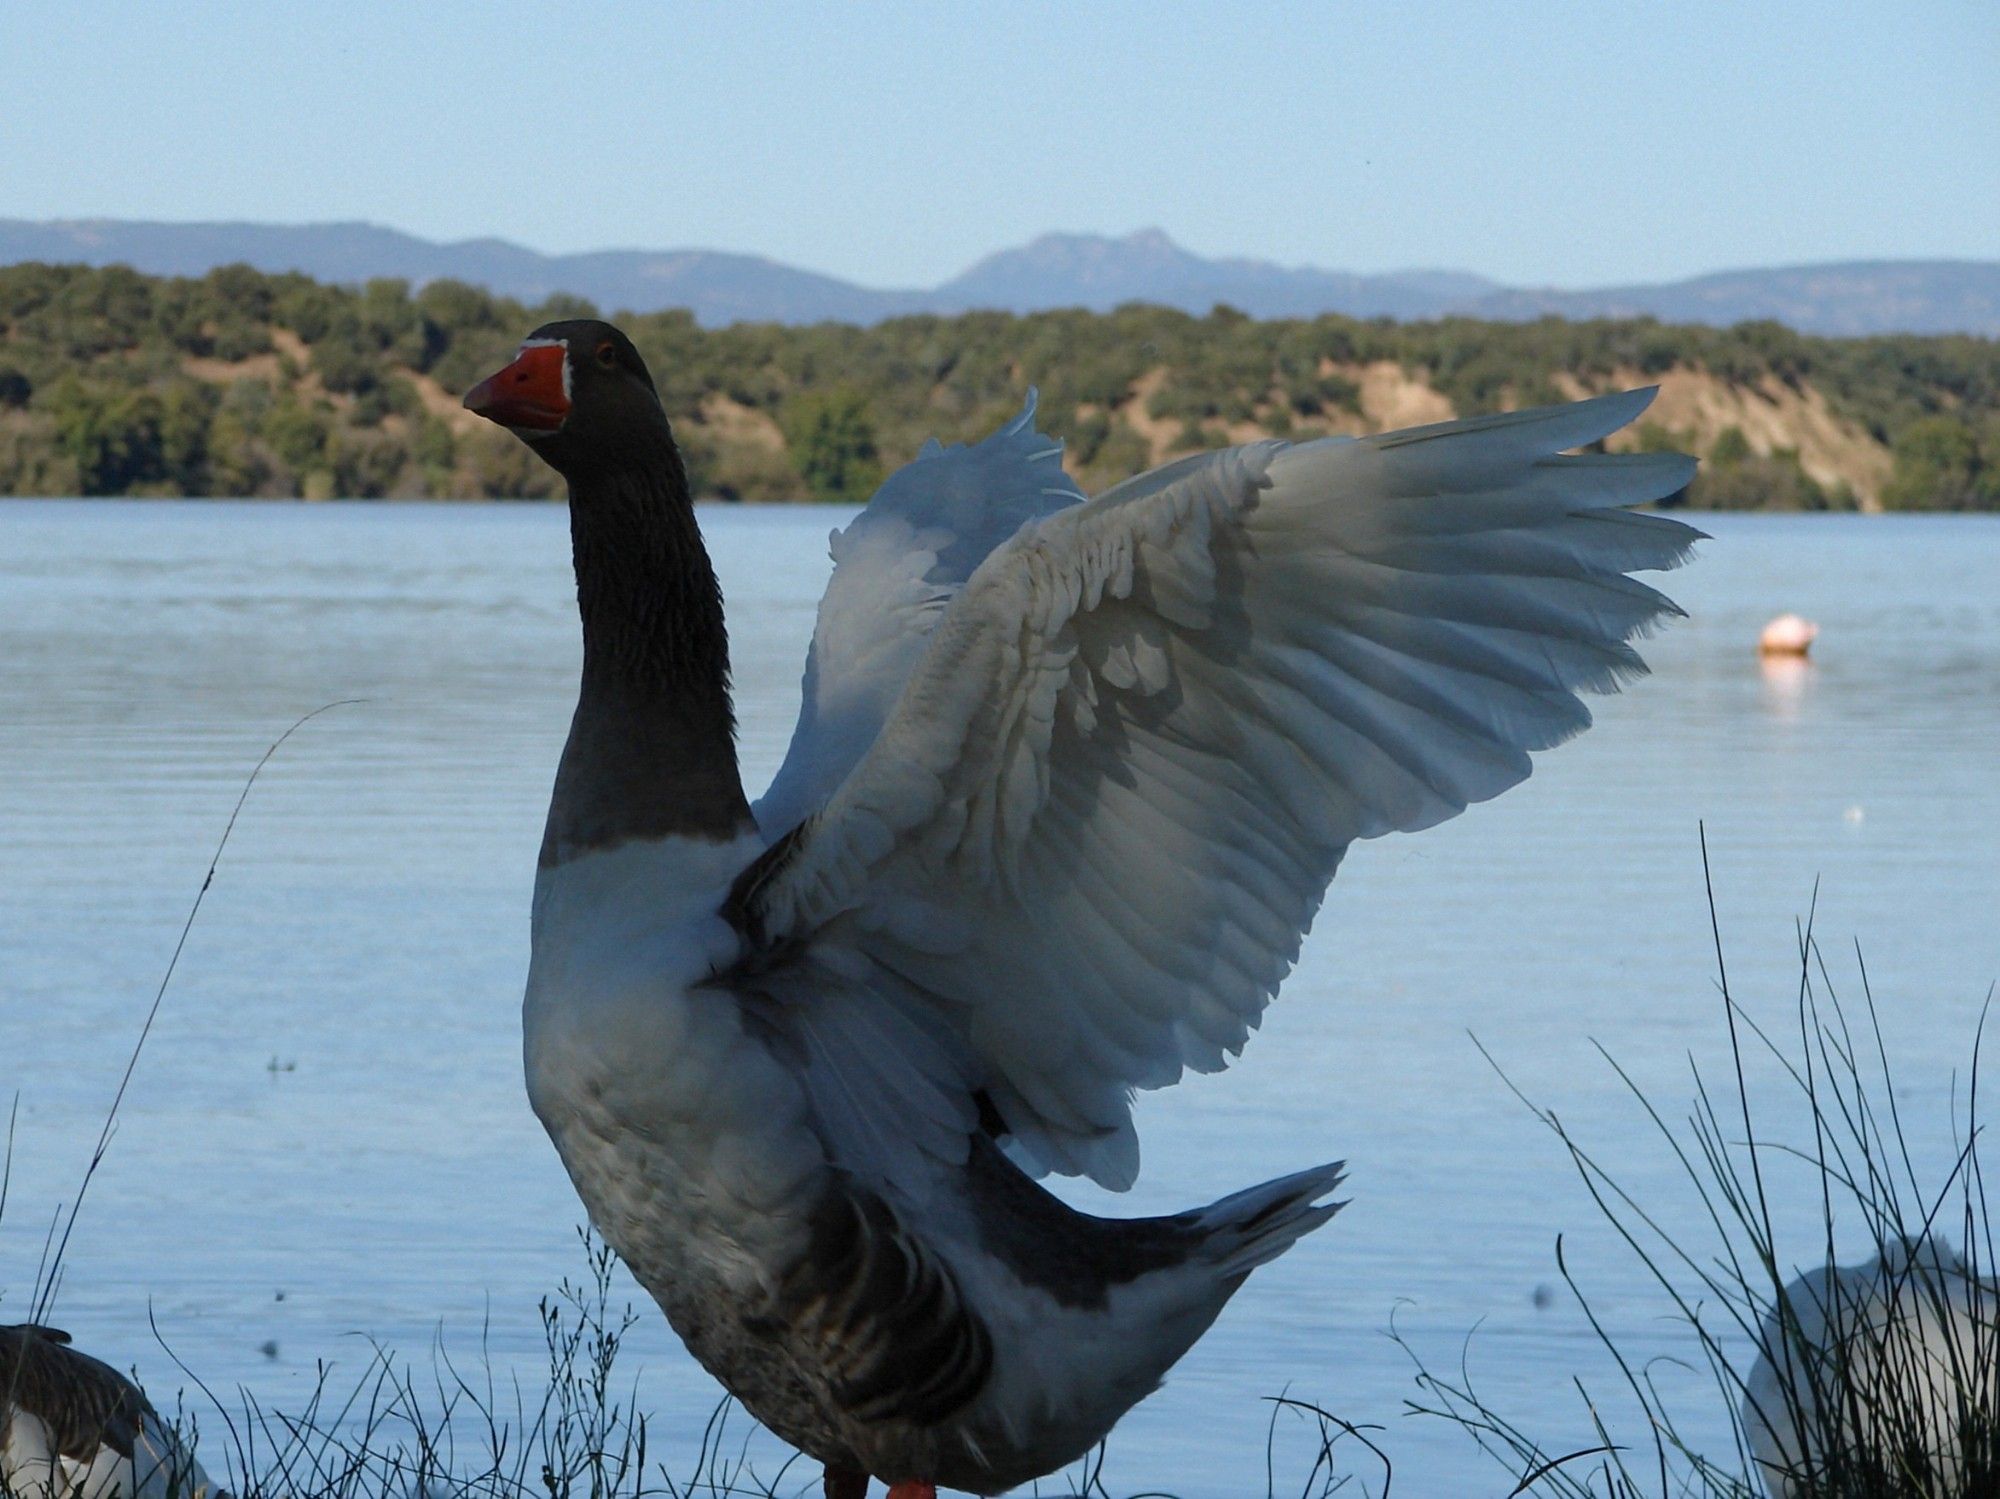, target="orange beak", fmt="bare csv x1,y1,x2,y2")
463,343,570,431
